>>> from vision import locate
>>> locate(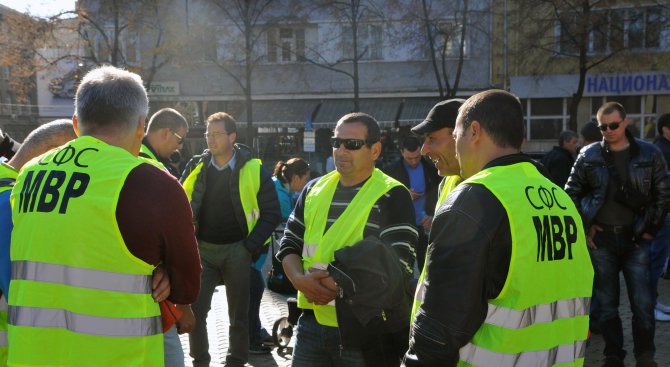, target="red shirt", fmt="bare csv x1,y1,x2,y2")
116,163,201,304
